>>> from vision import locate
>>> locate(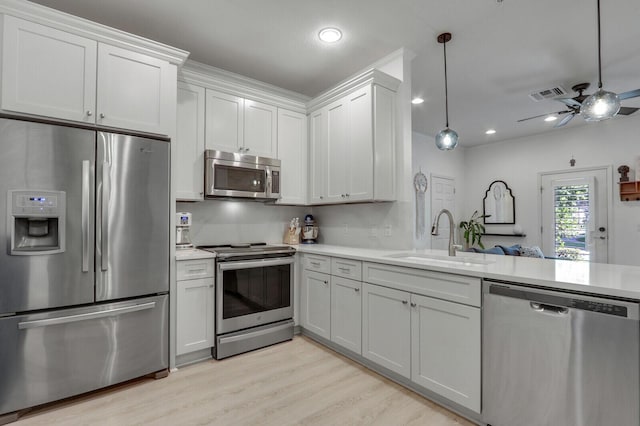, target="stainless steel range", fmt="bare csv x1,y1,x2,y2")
198,243,295,359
